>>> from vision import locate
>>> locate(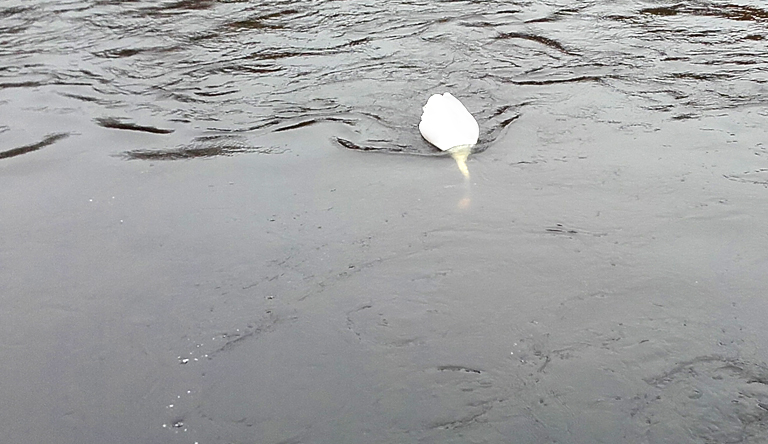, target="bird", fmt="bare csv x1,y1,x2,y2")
418,92,479,179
